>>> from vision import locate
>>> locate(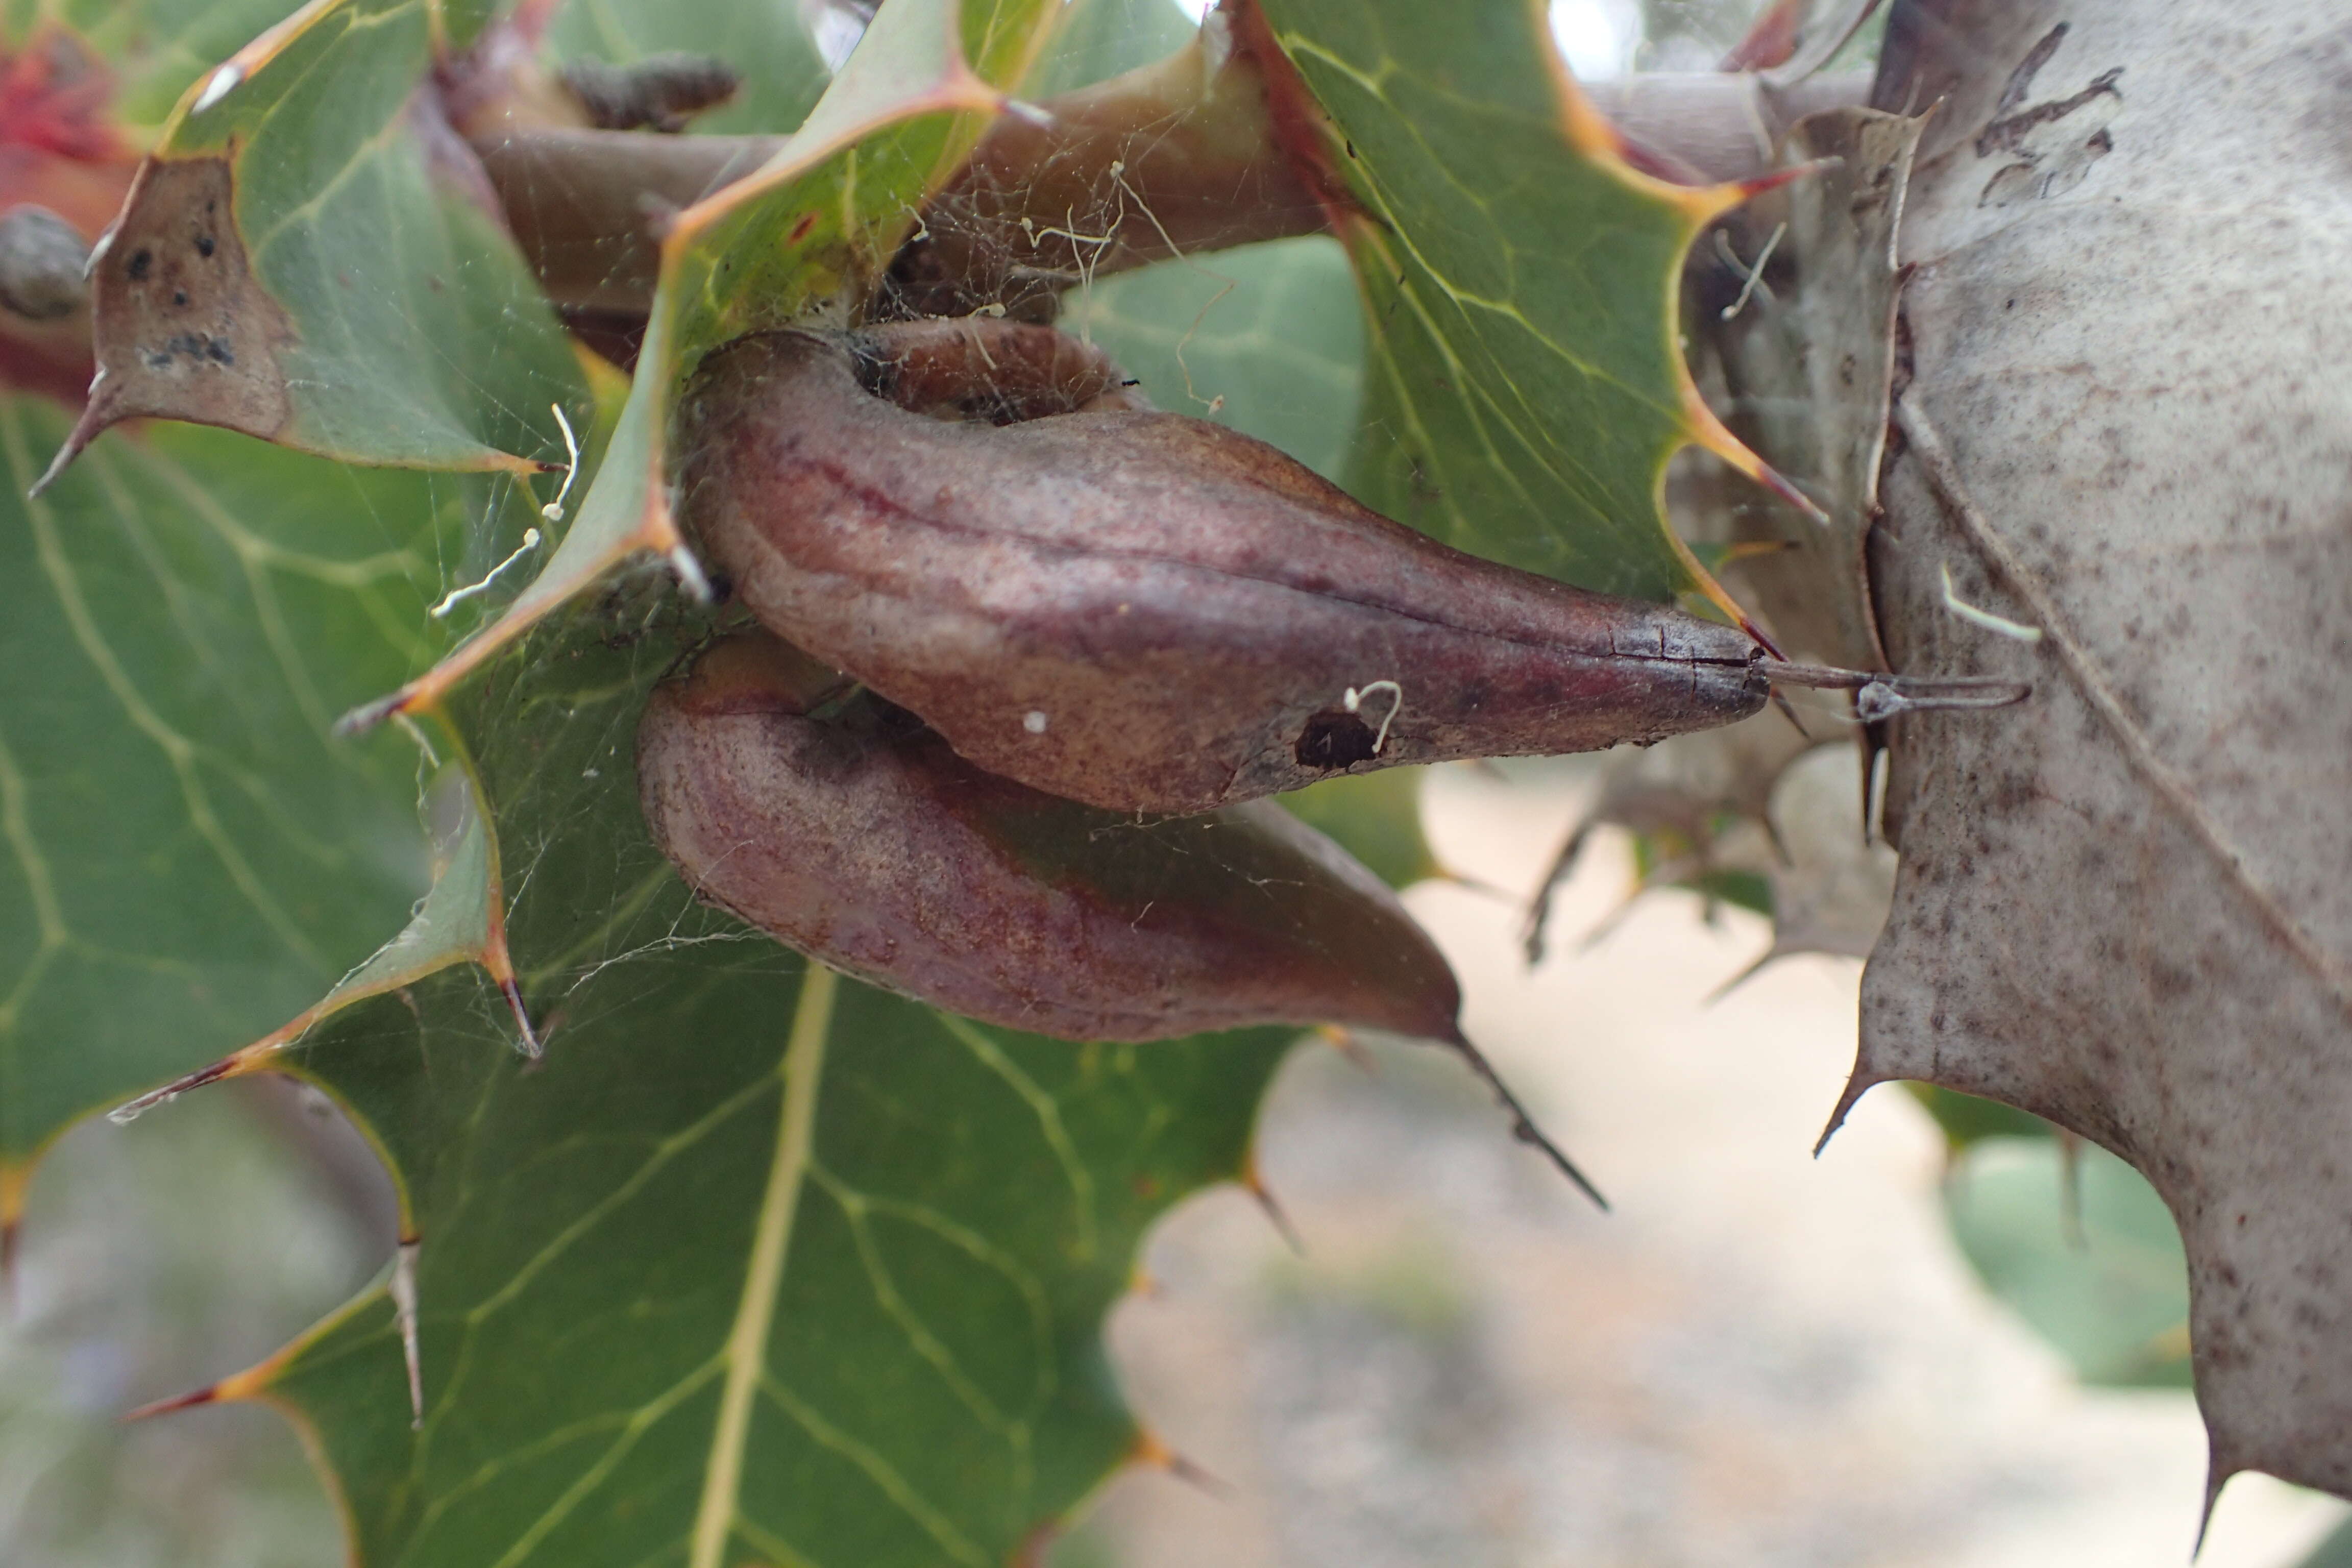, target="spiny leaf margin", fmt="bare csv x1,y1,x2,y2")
1250,0,1807,616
